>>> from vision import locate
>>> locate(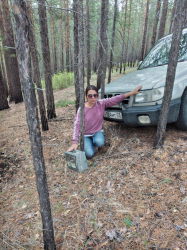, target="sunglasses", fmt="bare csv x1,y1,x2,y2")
87,94,98,99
